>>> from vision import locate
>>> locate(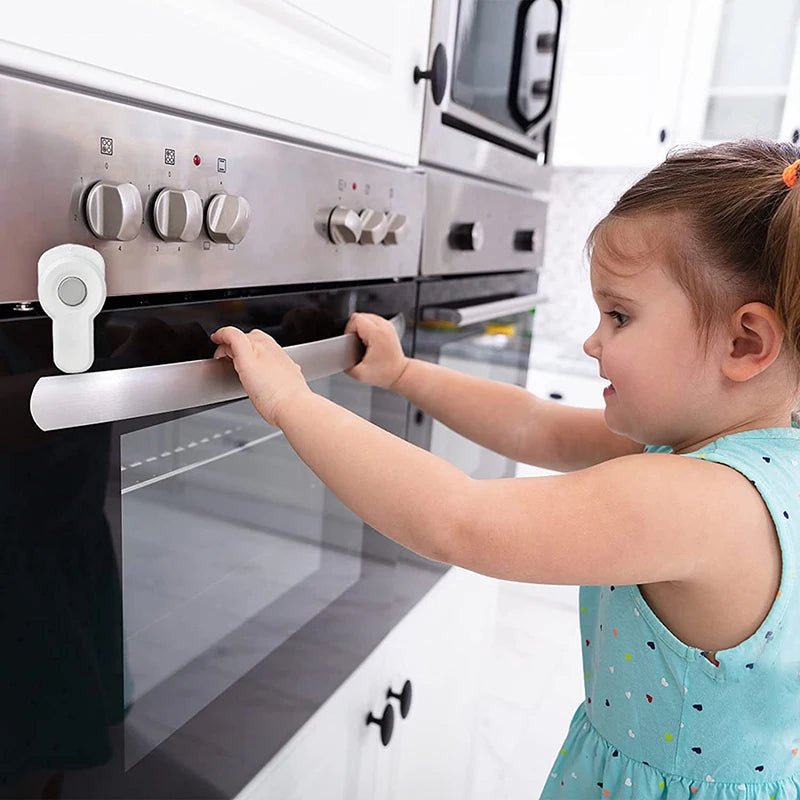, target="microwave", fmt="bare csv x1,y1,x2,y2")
416,0,567,190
